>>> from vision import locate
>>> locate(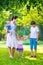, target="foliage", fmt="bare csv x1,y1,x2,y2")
0,48,43,65
0,0,43,40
